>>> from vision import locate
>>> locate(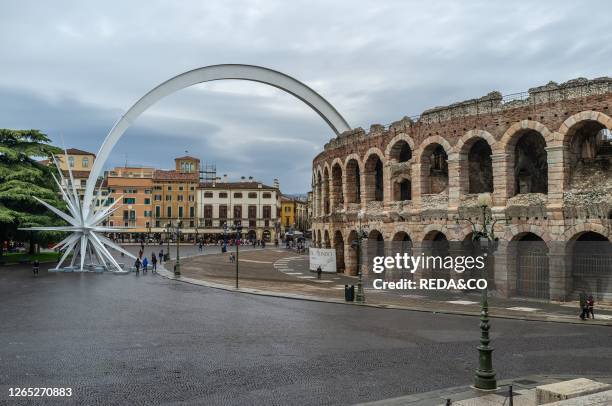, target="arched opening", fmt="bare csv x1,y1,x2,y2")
514,232,549,300
513,130,548,195
331,163,343,211
391,231,412,255
390,140,412,163
468,139,493,193
262,230,271,242
364,155,384,202
393,178,411,201
422,231,449,279
323,167,330,215
247,230,256,242
316,229,322,248
367,229,385,259
323,230,331,248
345,159,361,205
316,171,323,216
566,121,612,188
333,230,345,273
570,231,611,300
421,144,448,194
